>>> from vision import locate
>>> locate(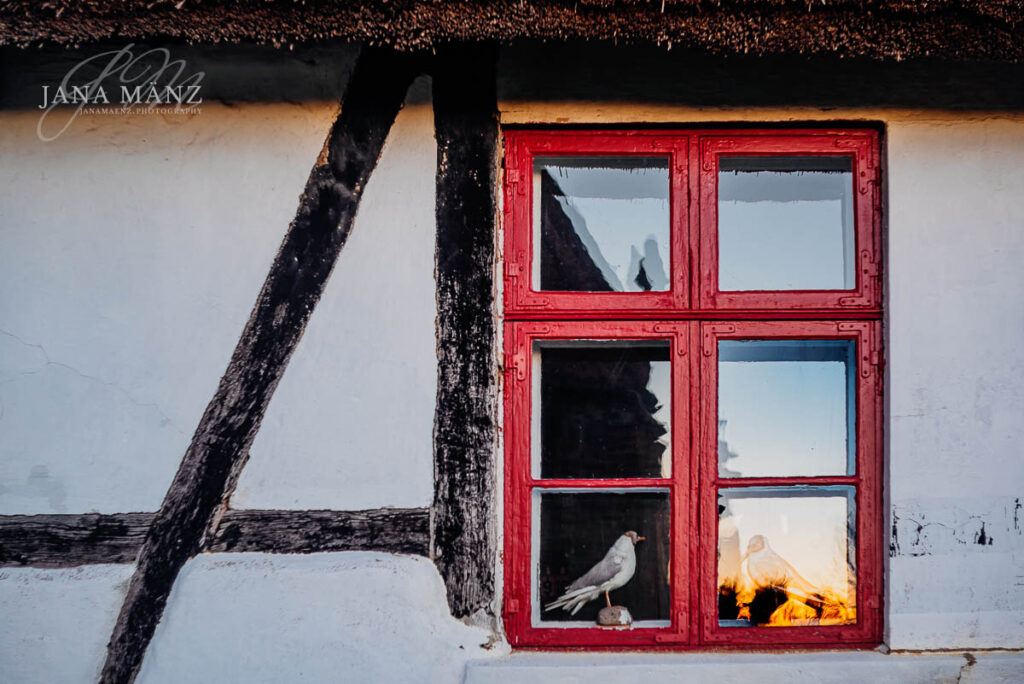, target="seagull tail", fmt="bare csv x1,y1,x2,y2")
544,586,598,612
544,595,571,611
568,594,593,615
